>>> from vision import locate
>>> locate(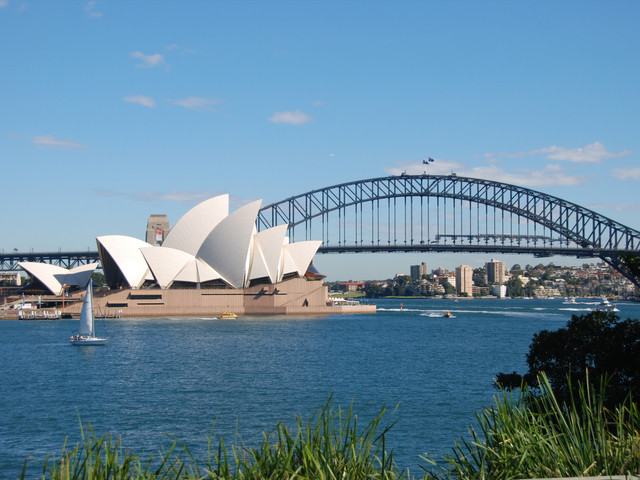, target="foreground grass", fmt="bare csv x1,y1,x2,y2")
424,374,640,479
22,376,640,479
23,400,407,480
